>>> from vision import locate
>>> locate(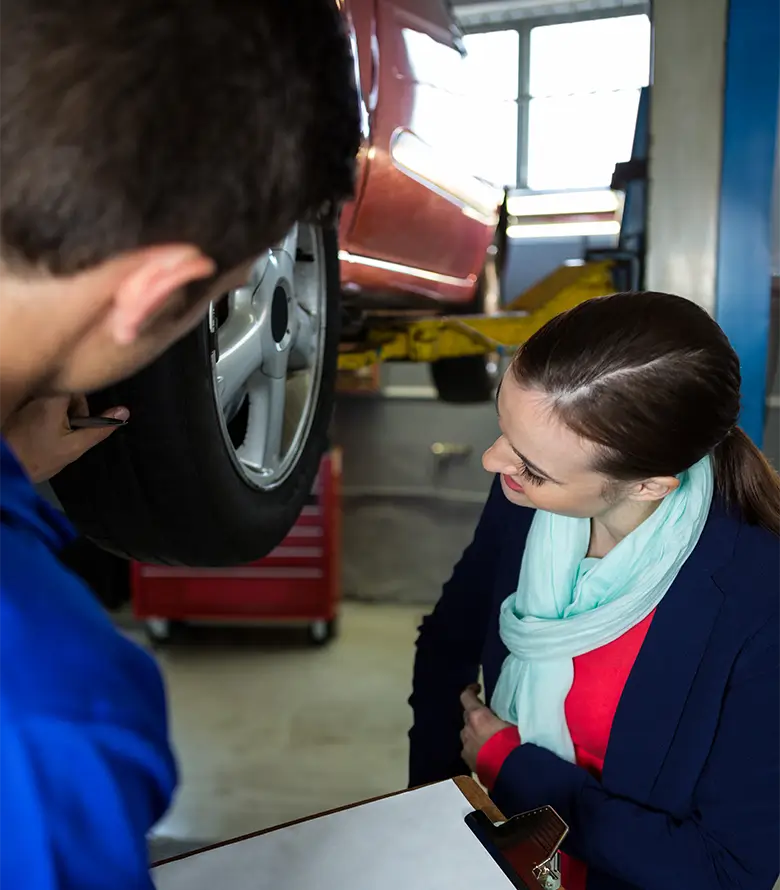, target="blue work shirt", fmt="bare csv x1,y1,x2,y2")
0,439,177,889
